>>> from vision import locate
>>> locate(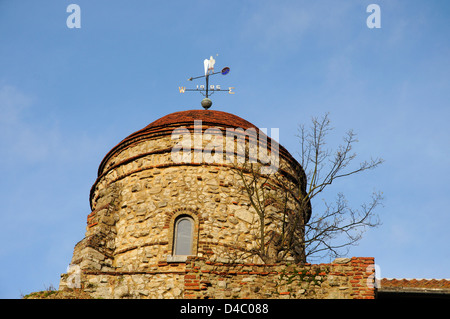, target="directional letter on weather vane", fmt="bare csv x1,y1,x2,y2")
179,56,235,109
